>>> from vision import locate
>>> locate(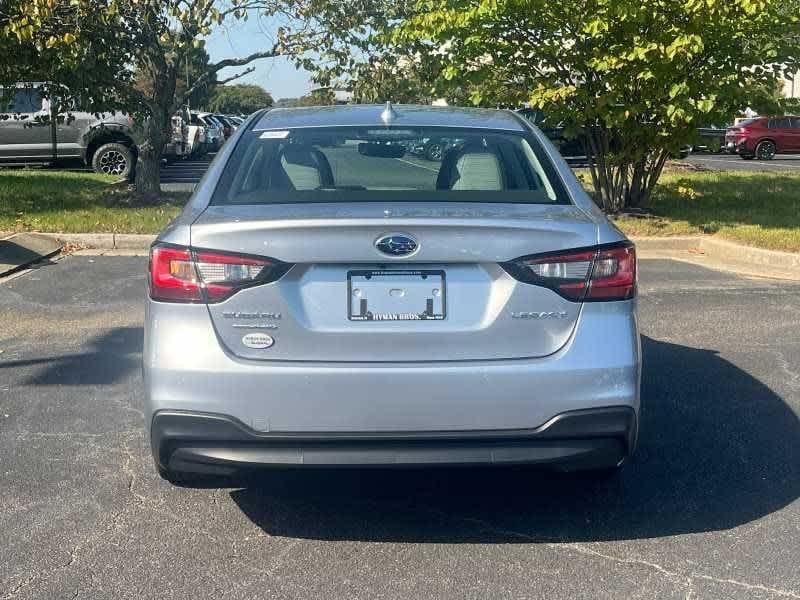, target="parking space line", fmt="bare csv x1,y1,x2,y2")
690,156,800,169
